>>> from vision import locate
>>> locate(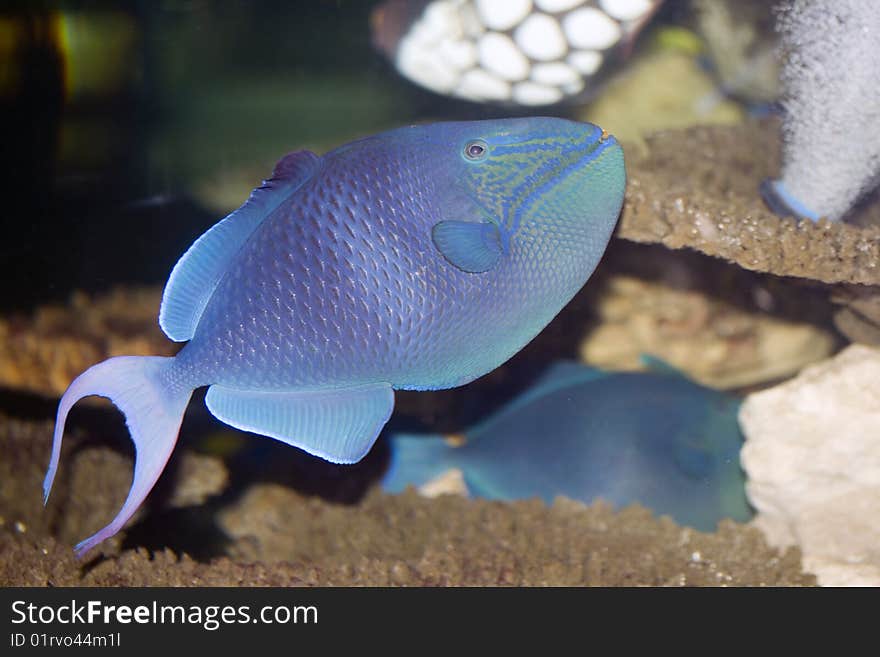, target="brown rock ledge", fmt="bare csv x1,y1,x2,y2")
619,120,880,286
